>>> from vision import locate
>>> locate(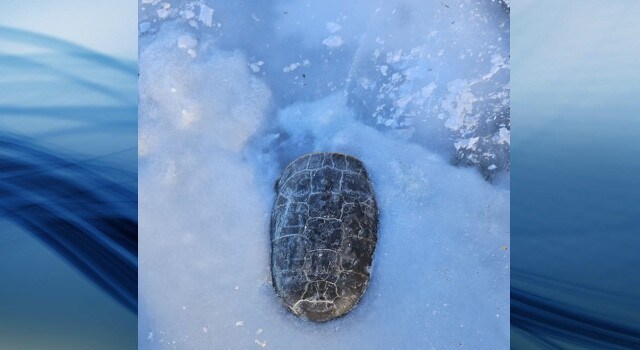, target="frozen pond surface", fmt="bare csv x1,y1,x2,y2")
139,1,509,349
